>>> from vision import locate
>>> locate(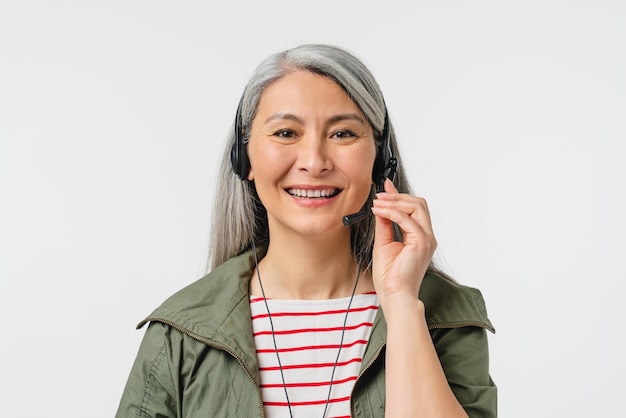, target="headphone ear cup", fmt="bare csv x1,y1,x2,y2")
230,129,250,179
373,114,391,192
237,139,250,180
230,97,250,180
230,137,241,177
